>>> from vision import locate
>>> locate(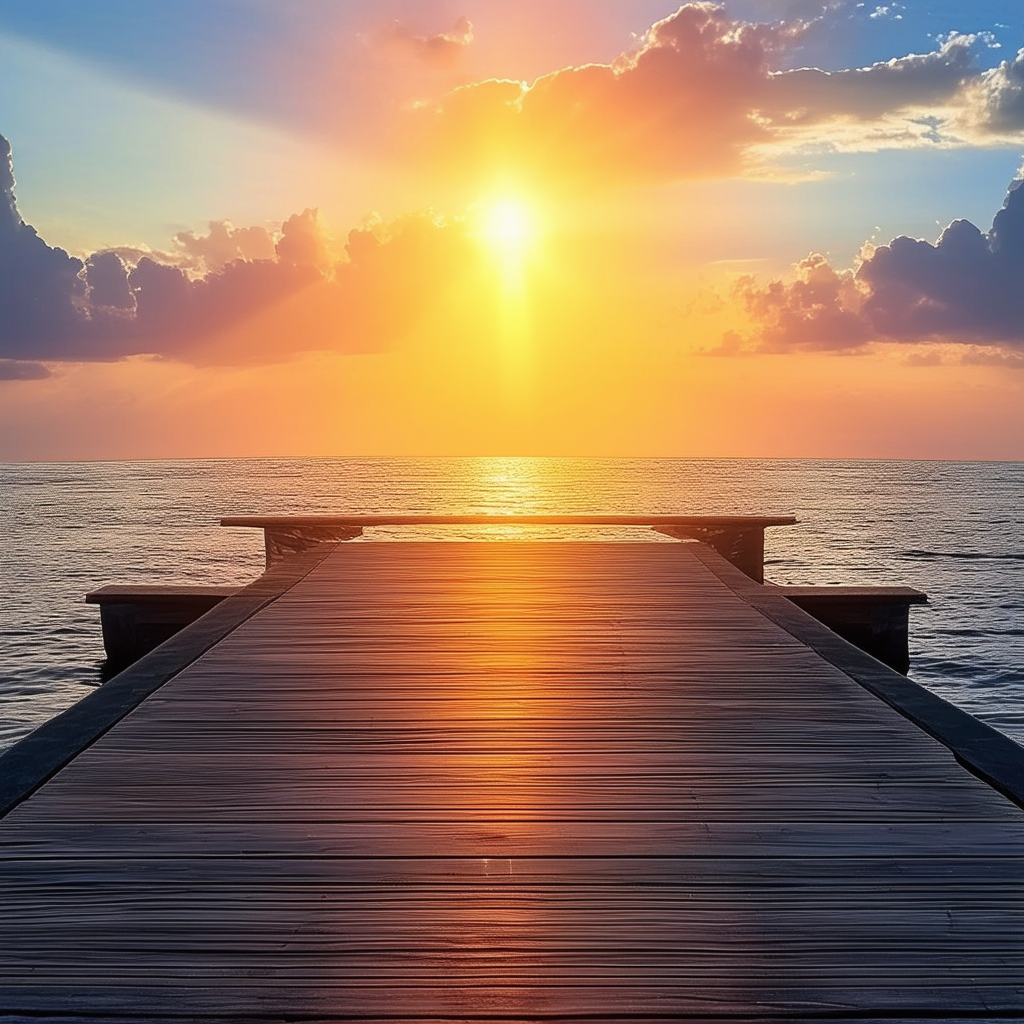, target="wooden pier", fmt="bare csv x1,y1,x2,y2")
1,518,1022,1021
